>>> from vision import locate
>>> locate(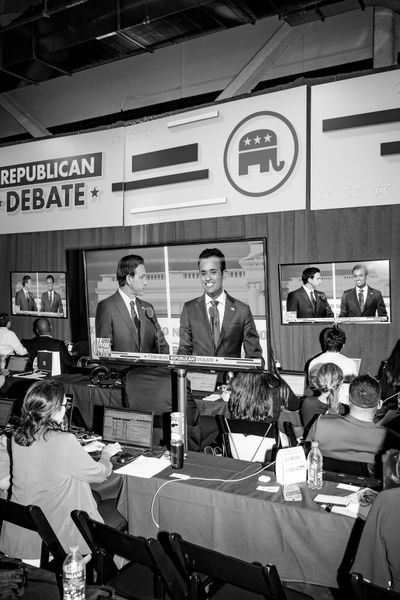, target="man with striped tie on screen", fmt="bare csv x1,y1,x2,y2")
177,248,262,359
339,264,387,319
95,254,169,354
286,266,334,320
